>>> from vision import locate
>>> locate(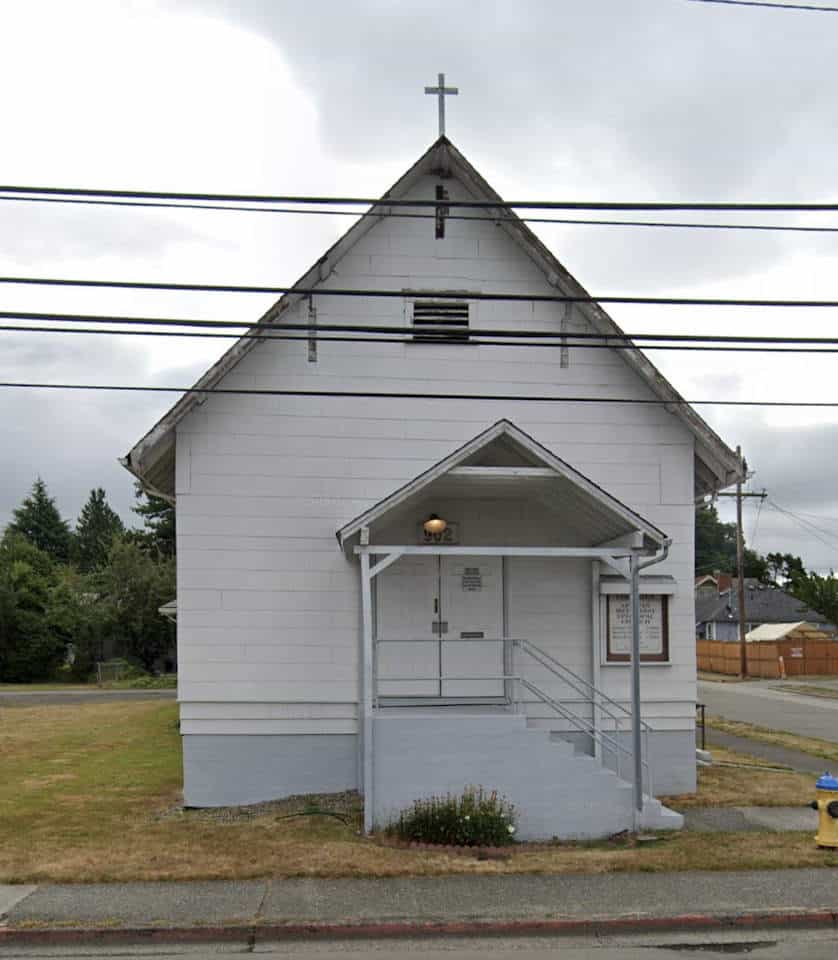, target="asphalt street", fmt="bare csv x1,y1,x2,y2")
0,689,176,707
698,680,838,743
2,932,838,958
